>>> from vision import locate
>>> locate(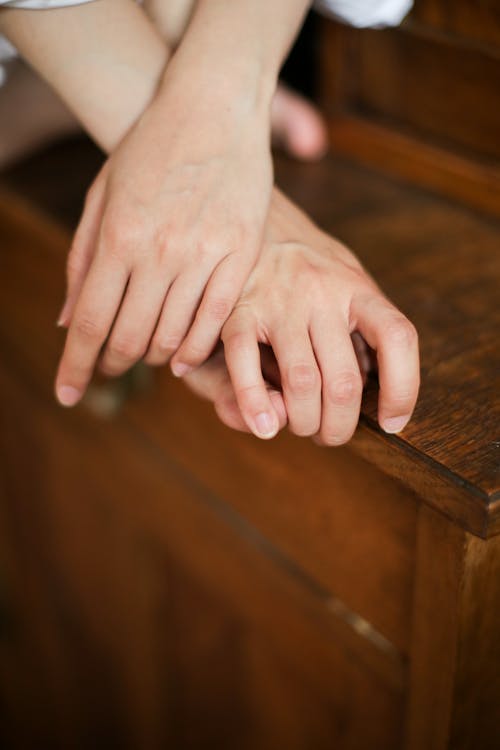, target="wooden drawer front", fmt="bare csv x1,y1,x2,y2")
126,375,417,655
0,192,416,656
0,364,405,750
326,26,500,163
412,0,500,49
